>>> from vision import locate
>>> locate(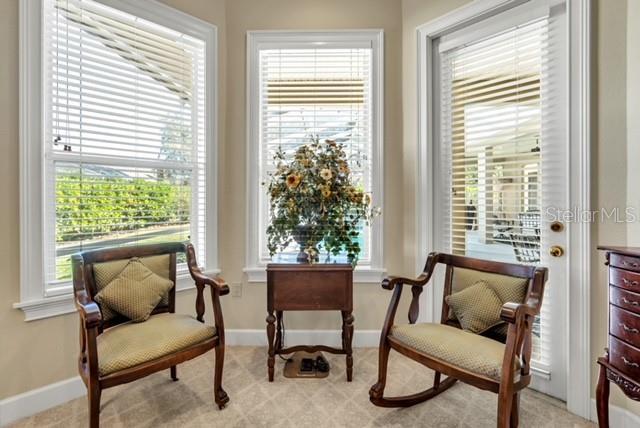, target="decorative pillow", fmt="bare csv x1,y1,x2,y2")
445,280,504,334
95,258,174,322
